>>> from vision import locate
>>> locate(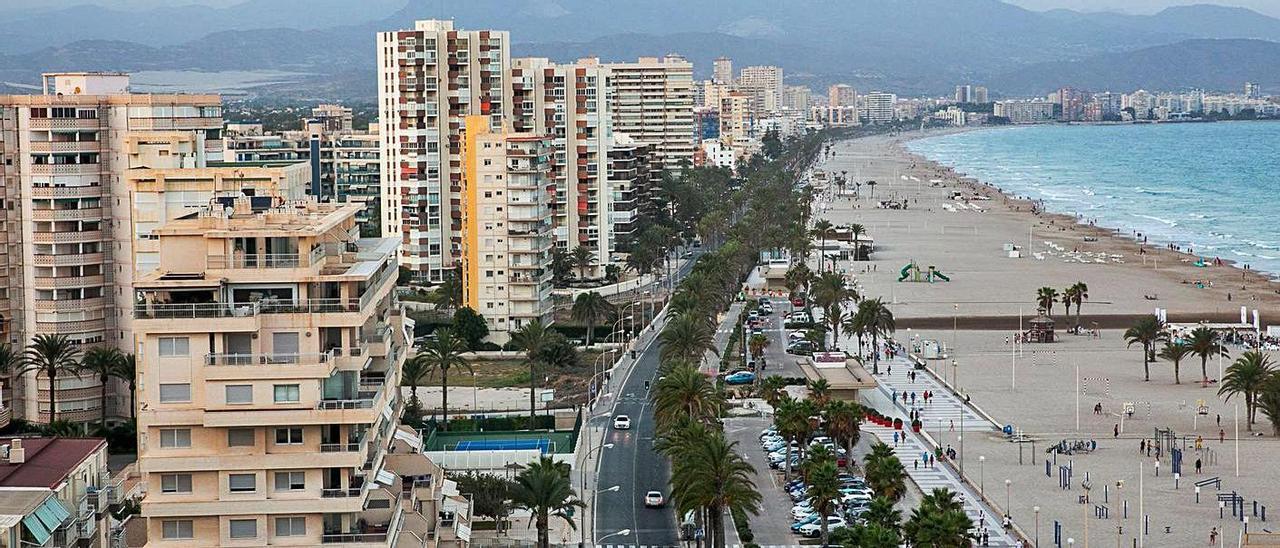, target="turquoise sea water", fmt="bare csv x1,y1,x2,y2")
907,122,1280,276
